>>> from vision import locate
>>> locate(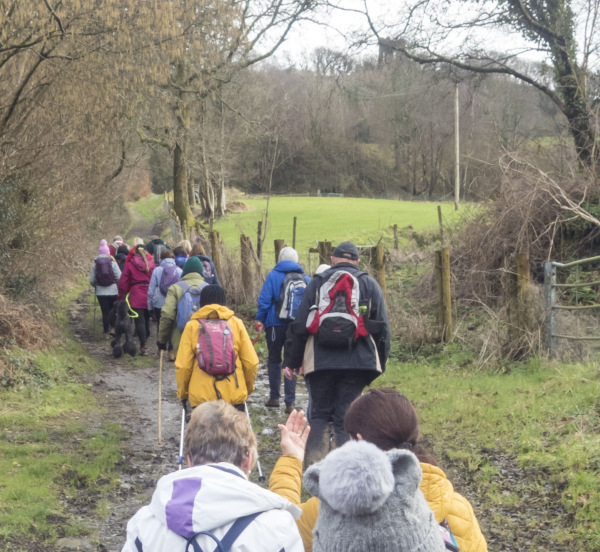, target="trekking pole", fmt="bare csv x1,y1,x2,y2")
93,293,98,333
158,351,163,445
244,401,265,482
178,404,186,470
251,328,263,346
